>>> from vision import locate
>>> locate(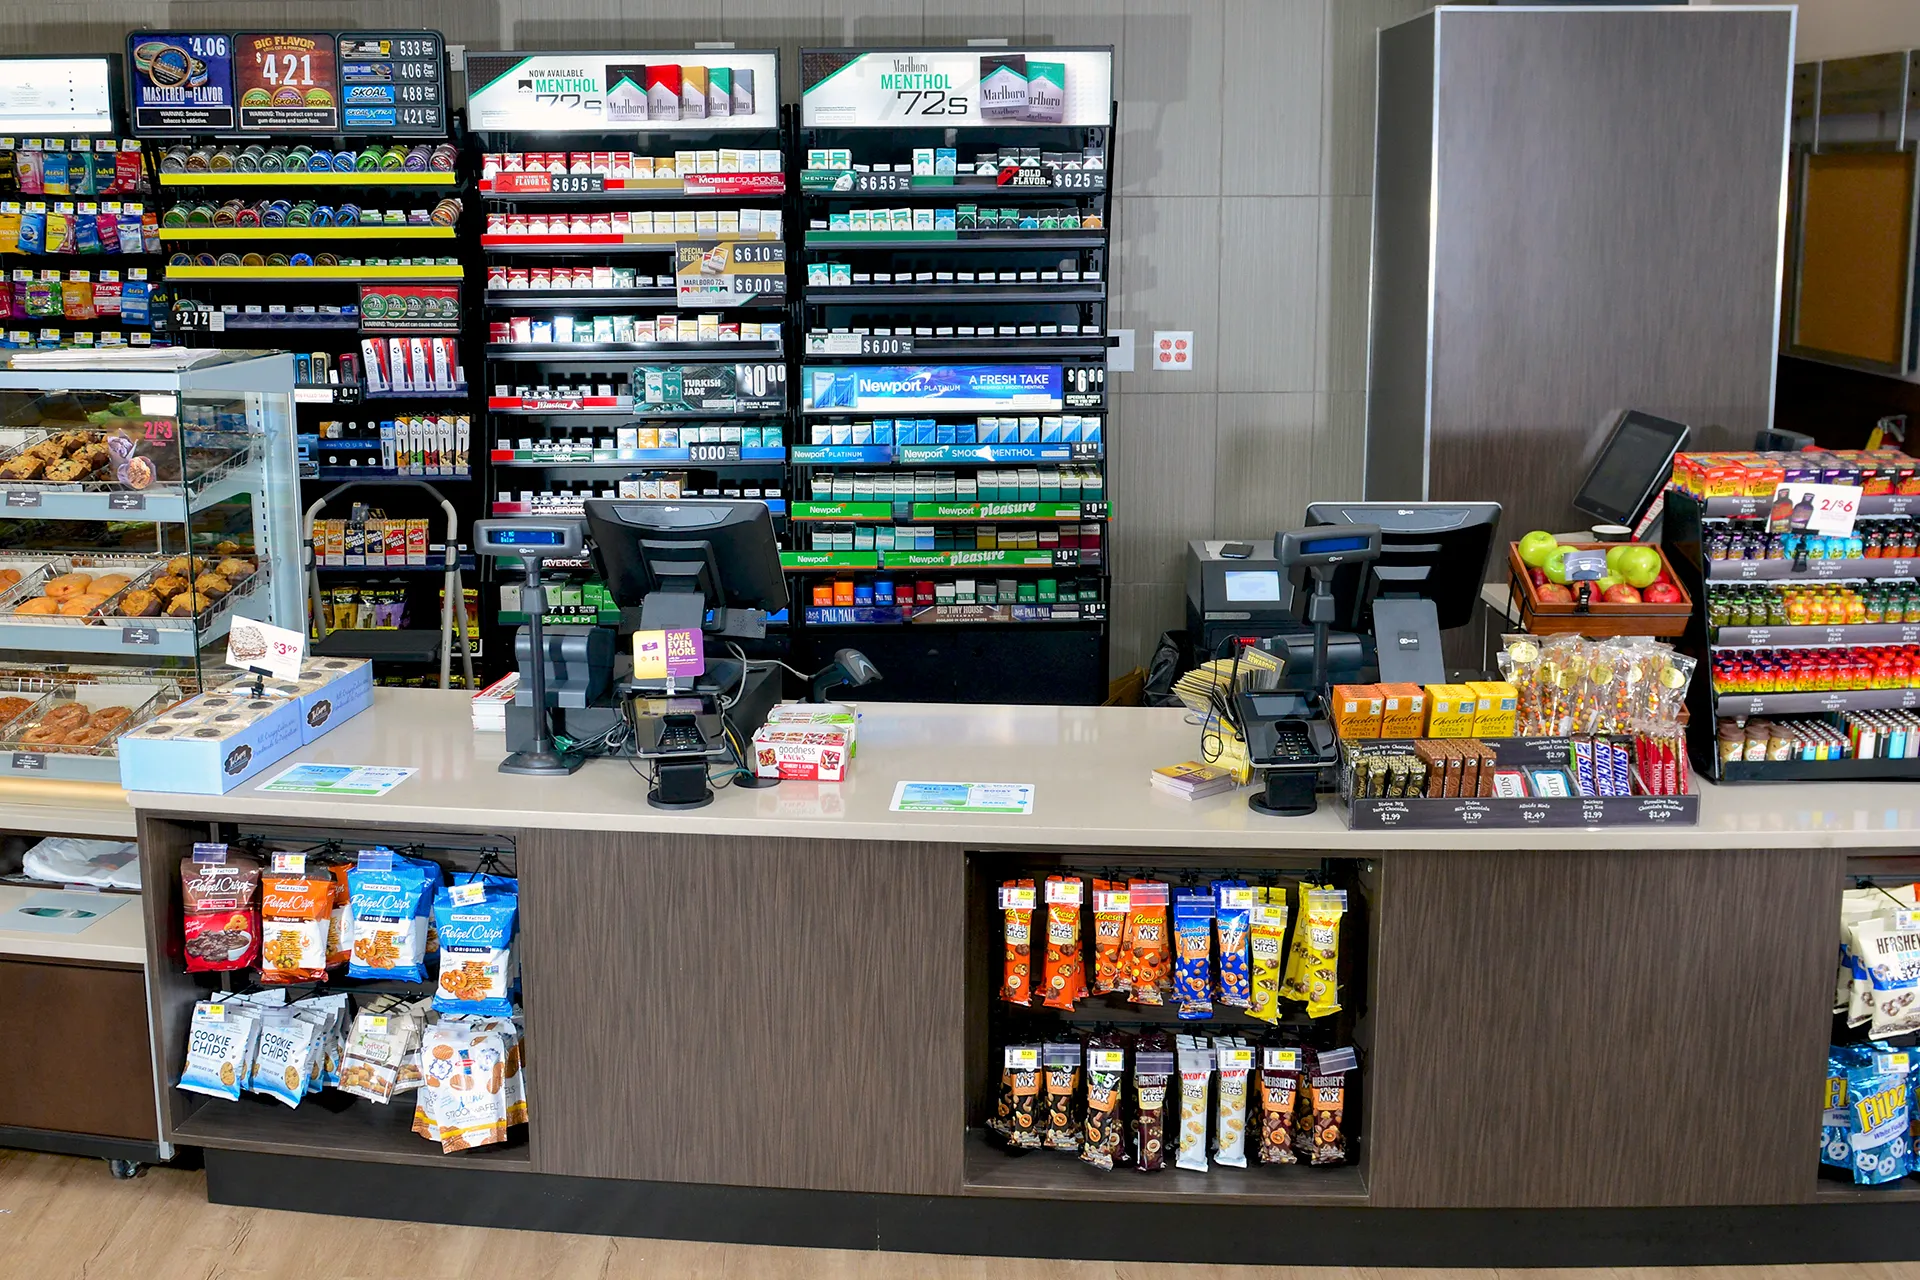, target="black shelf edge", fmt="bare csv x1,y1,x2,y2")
802,183,1108,204
482,241,682,256
805,285,1107,304
482,290,674,308
803,340,1108,361
804,234,1107,250
487,342,784,361
481,187,786,203
489,406,788,419
1711,688,1920,716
